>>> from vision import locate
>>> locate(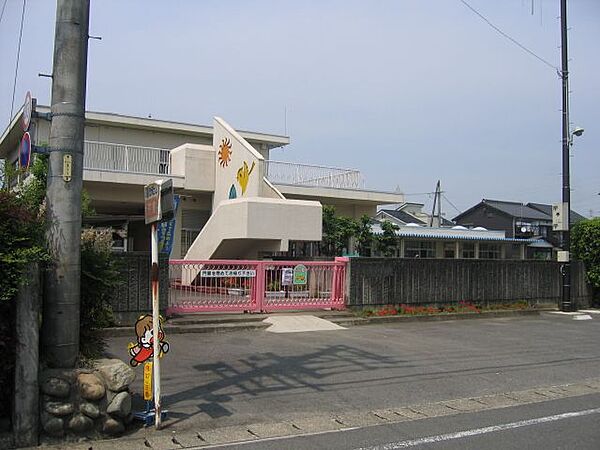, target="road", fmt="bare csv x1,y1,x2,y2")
101,311,600,449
